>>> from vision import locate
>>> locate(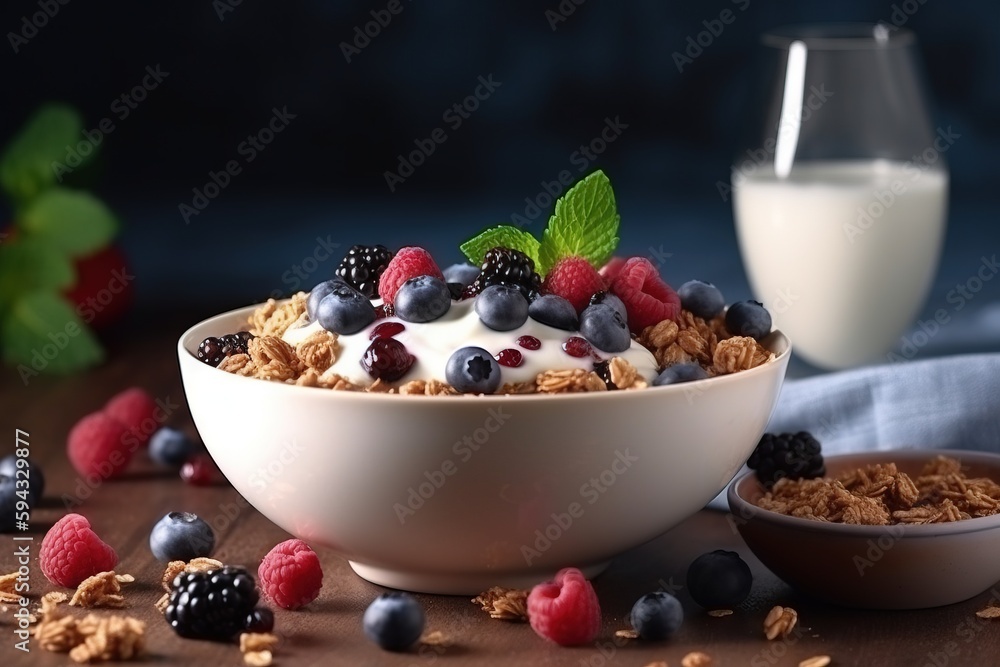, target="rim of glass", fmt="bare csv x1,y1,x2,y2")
761,23,915,50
